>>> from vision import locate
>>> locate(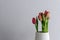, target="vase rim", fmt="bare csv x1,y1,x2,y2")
36,31,49,33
